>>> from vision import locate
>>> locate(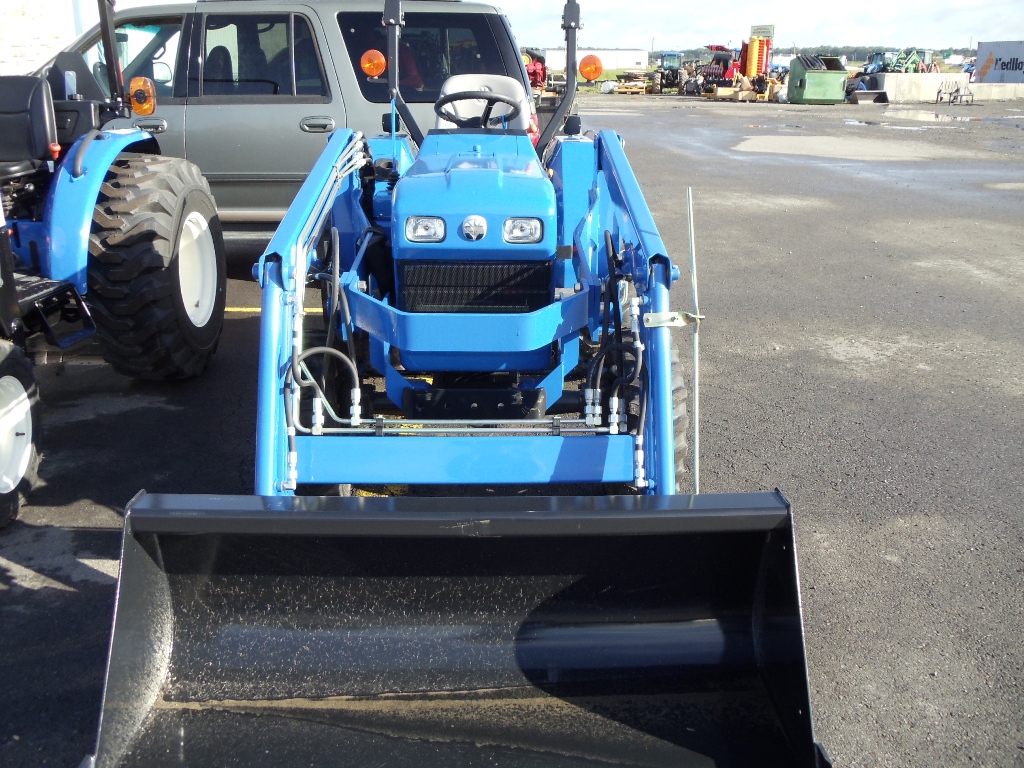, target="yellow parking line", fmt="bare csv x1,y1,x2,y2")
225,307,322,313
